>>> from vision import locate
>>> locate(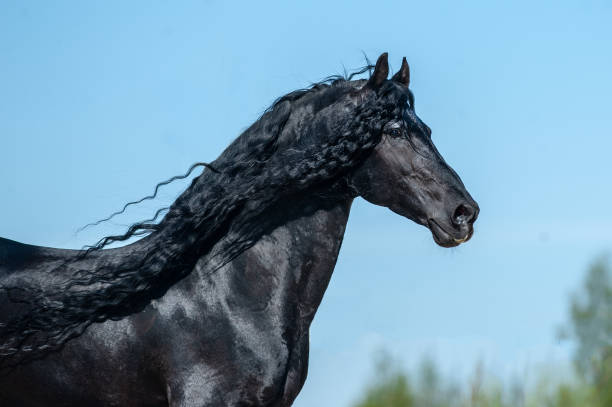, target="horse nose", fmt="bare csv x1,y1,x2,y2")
451,203,477,226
